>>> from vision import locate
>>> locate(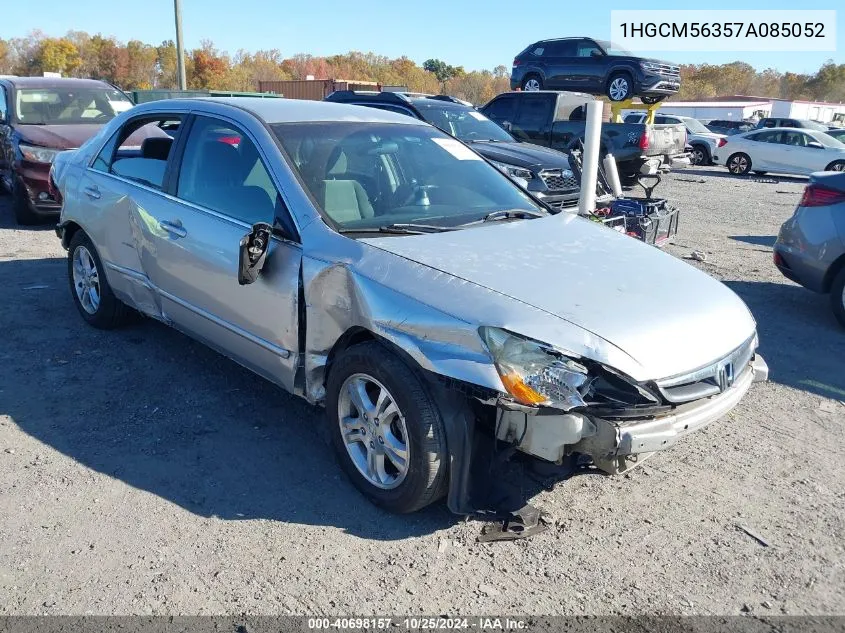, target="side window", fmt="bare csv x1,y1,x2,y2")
177,115,281,226
545,40,575,56
782,131,807,146
483,96,516,123
512,96,552,140
761,119,776,128
530,46,545,57
784,119,798,128
749,131,778,143
0,87,7,122
624,114,642,123
92,115,182,190
575,40,602,57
